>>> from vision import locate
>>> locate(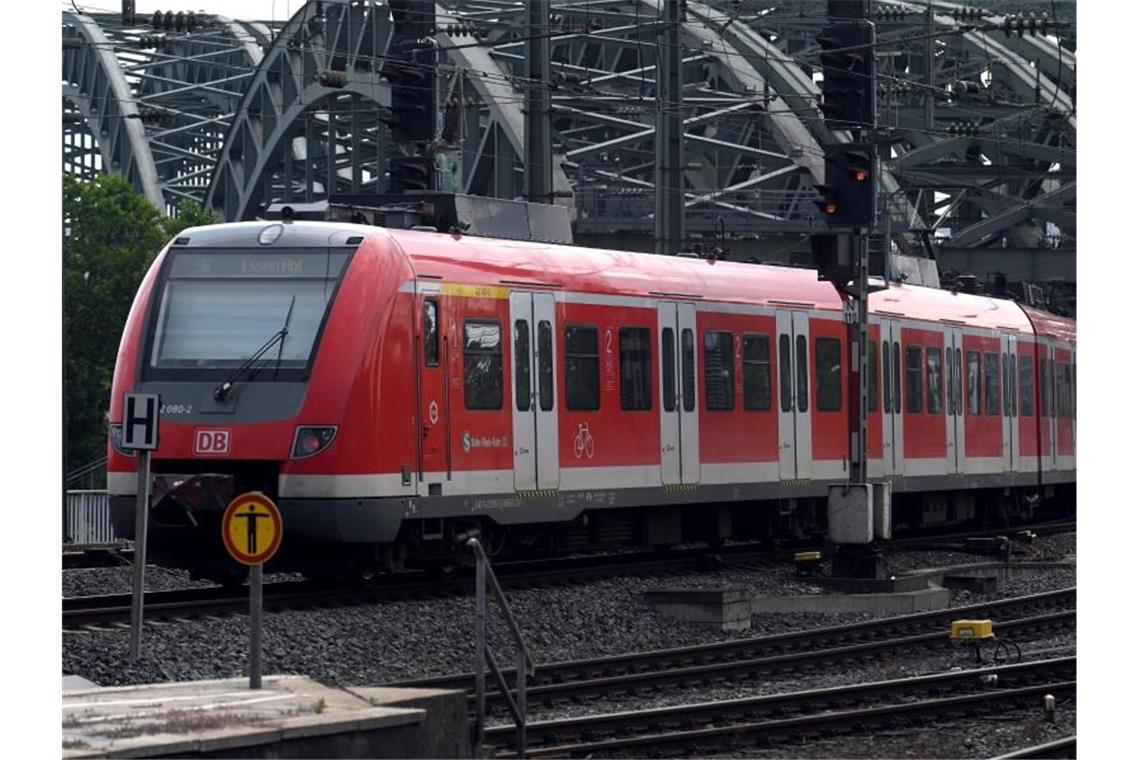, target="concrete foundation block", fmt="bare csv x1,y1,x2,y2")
645,587,752,631
873,481,892,540
752,587,951,615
